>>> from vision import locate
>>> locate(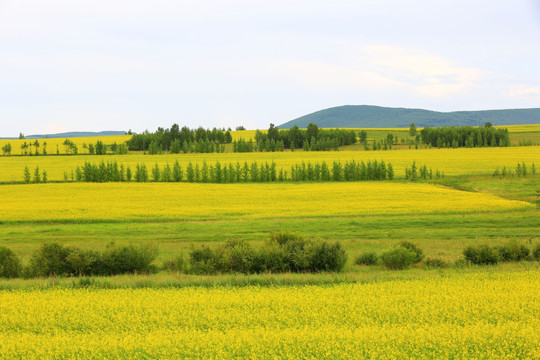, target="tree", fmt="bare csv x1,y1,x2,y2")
2,143,11,155
23,166,31,183
33,166,41,183
306,123,319,143
409,123,417,137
